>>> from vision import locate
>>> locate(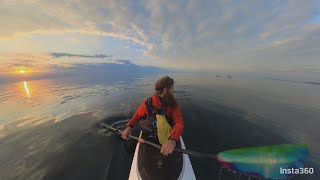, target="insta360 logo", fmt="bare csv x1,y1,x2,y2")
280,167,314,175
